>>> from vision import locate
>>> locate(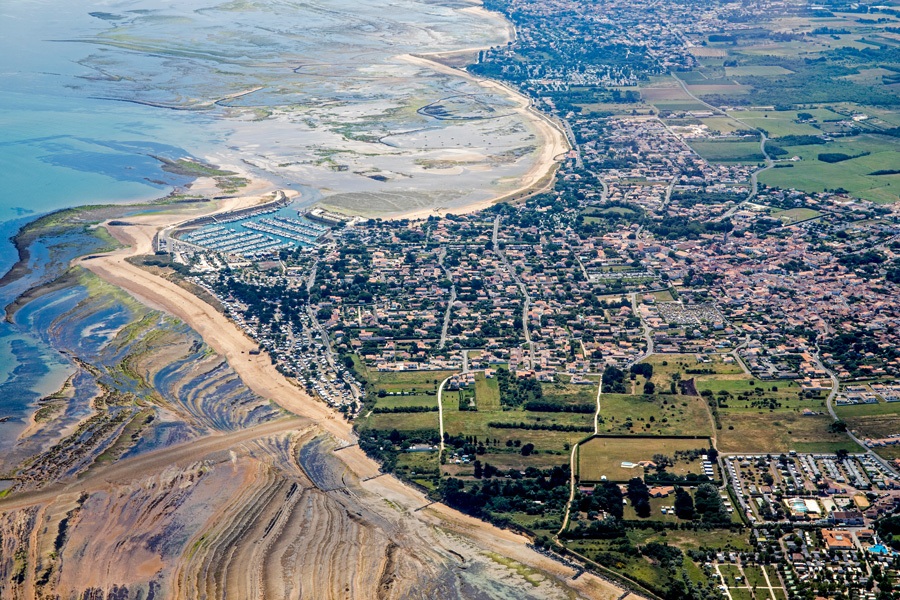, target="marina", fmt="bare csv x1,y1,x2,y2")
177,206,328,258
